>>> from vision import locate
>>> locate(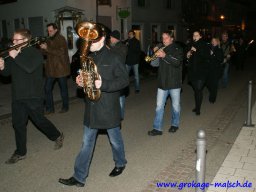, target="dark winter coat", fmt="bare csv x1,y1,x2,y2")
0,47,44,101
157,43,183,89
208,45,224,79
110,41,129,97
125,37,141,65
43,33,70,78
187,39,211,82
83,46,129,129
